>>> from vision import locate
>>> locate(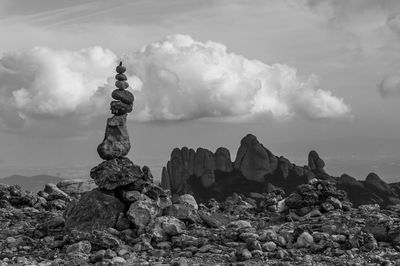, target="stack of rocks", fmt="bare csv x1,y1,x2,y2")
284,179,353,219
64,62,174,237
90,62,141,190
258,185,286,213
